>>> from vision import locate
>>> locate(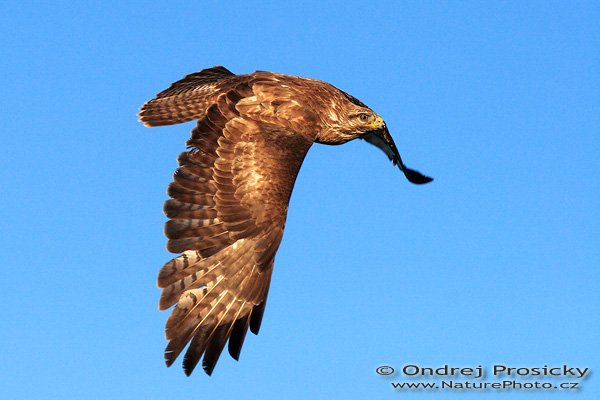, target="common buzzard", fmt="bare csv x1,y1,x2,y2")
138,66,432,376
